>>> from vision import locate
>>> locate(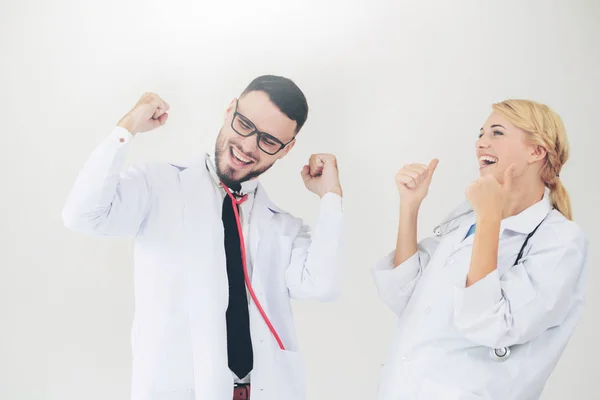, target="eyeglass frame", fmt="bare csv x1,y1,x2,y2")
230,99,296,155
